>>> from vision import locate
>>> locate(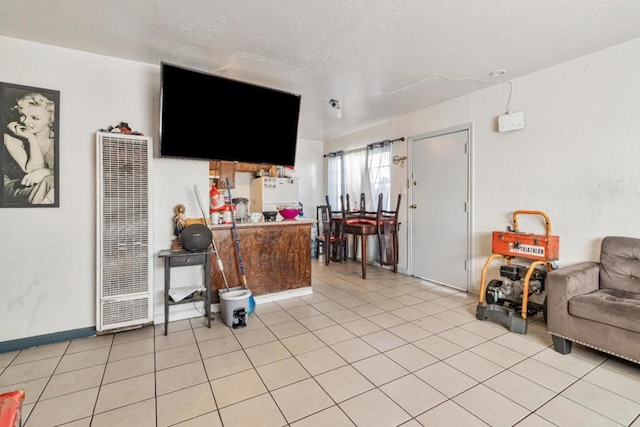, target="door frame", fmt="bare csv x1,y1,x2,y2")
407,123,474,291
